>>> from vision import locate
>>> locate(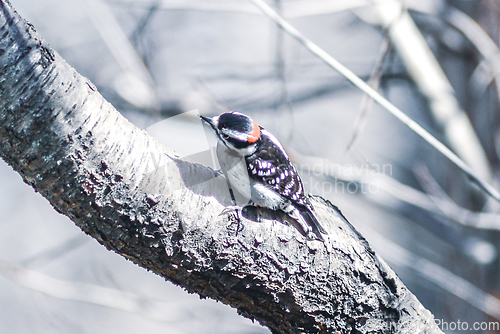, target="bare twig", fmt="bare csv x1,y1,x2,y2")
0,257,194,322
346,36,391,152
83,0,158,109
192,77,232,112
413,163,461,216
444,6,500,104
130,1,160,46
273,0,295,142
20,235,89,268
